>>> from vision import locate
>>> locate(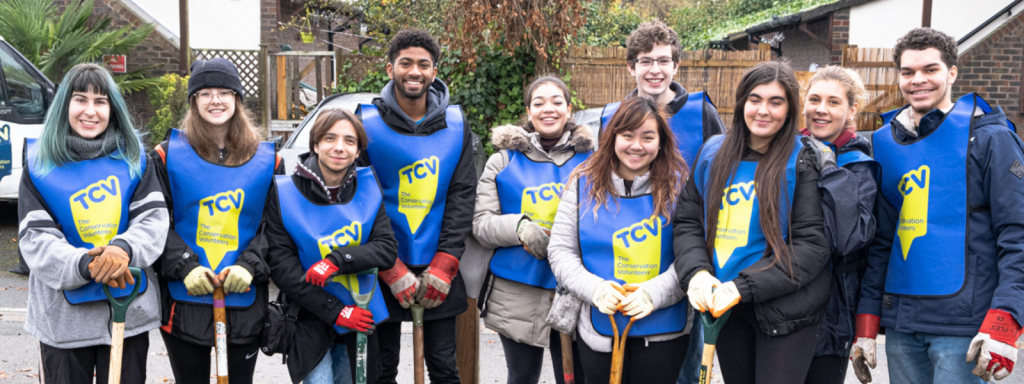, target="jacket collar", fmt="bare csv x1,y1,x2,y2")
294,152,356,203
490,123,595,155
627,82,689,115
